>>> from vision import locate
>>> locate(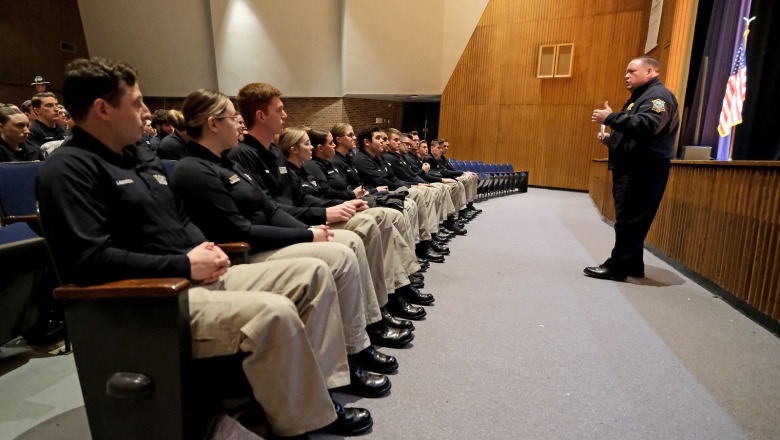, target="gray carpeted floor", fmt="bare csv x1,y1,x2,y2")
3,189,779,440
